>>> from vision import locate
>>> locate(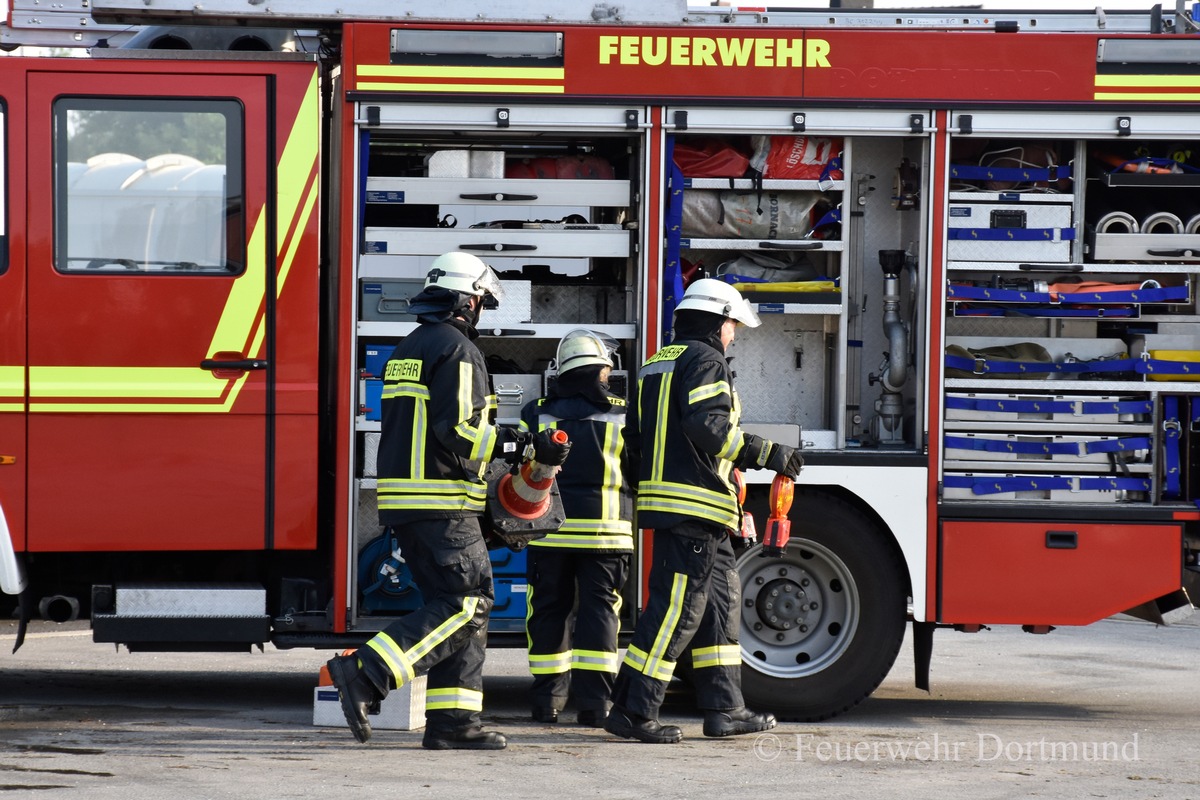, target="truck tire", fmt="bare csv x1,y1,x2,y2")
737,489,907,721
